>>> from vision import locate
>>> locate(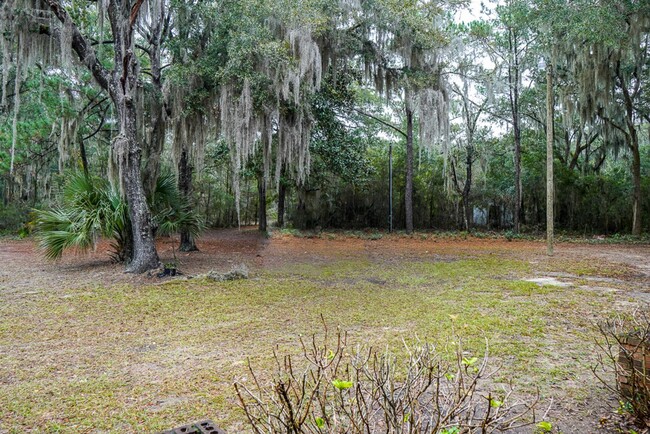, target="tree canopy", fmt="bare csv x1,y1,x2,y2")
1,0,649,270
